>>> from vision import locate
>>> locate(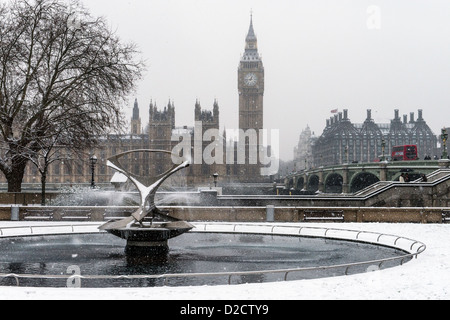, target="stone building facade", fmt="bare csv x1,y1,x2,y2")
307,109,438,167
